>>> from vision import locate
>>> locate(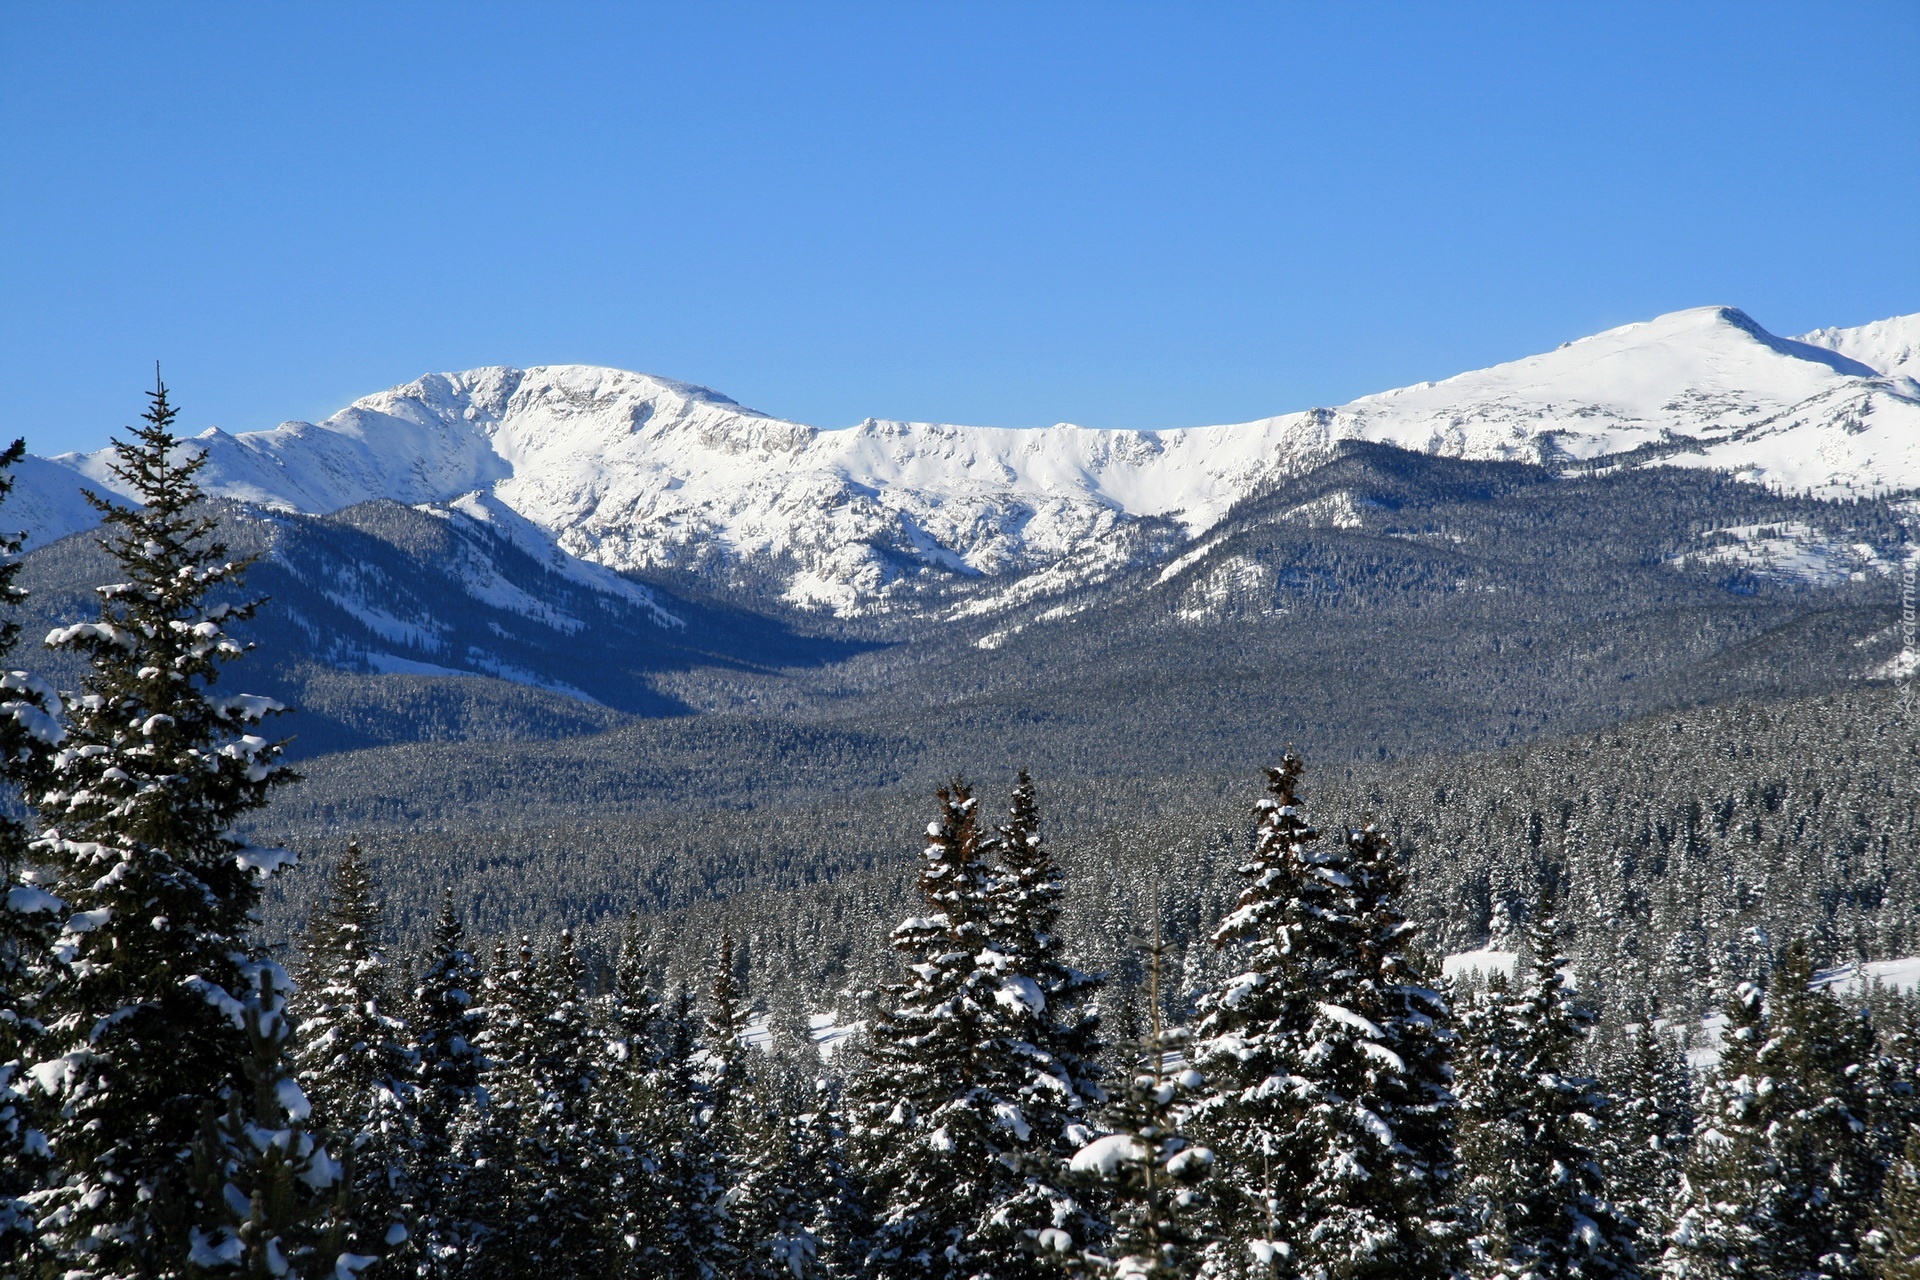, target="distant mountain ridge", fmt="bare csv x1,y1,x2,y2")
11,305,1919,619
